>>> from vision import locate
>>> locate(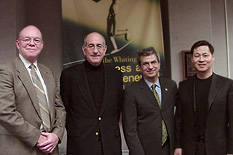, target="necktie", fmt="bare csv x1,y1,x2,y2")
30,64,51,131
152,84,167,145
